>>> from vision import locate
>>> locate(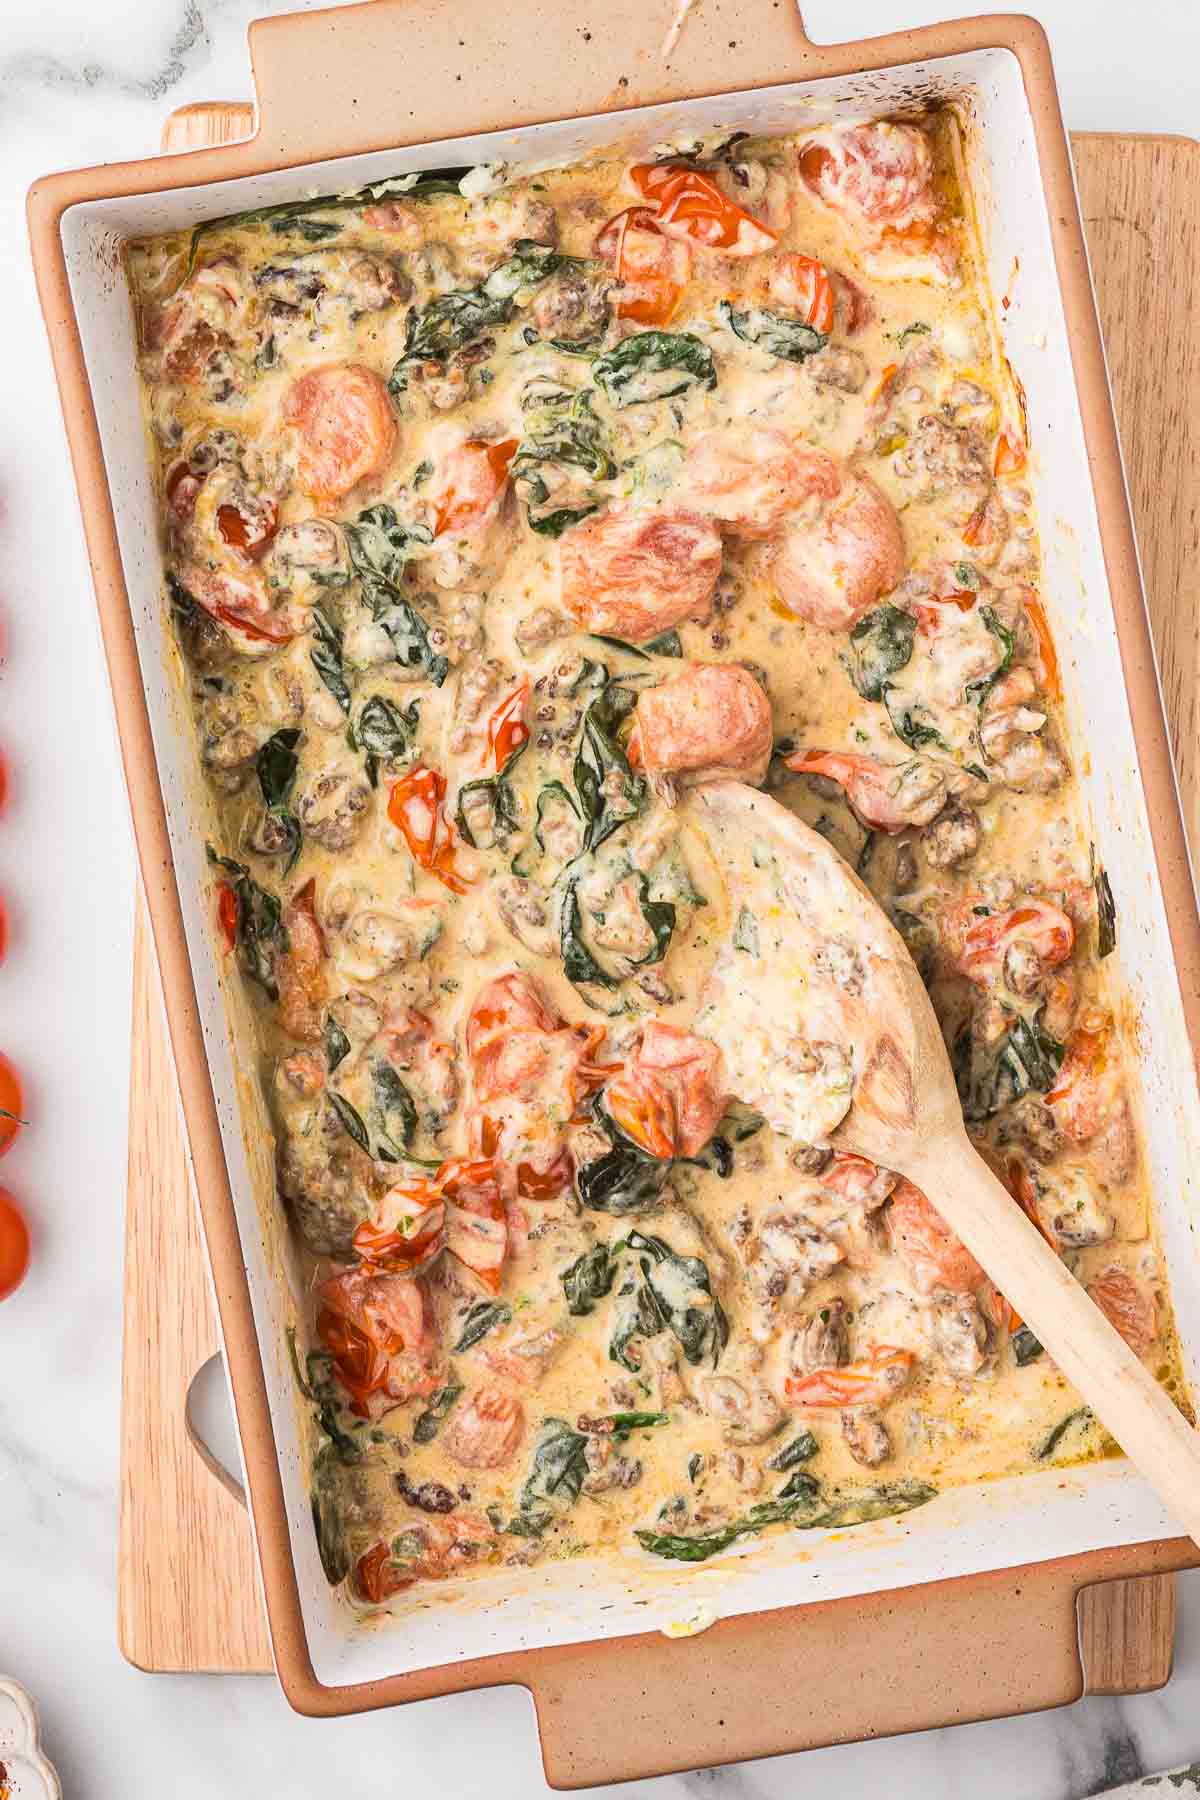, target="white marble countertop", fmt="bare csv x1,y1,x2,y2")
2,1,1199,1793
